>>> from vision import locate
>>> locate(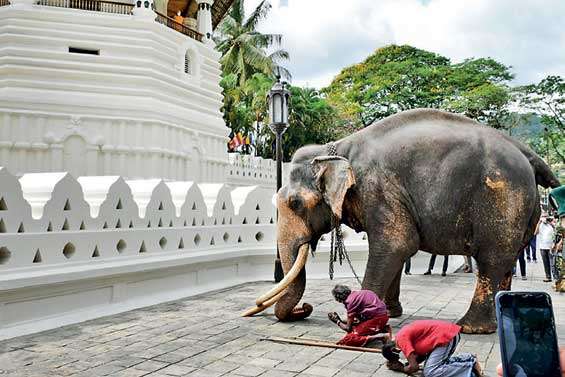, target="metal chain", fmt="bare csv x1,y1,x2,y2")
325,143,362,286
